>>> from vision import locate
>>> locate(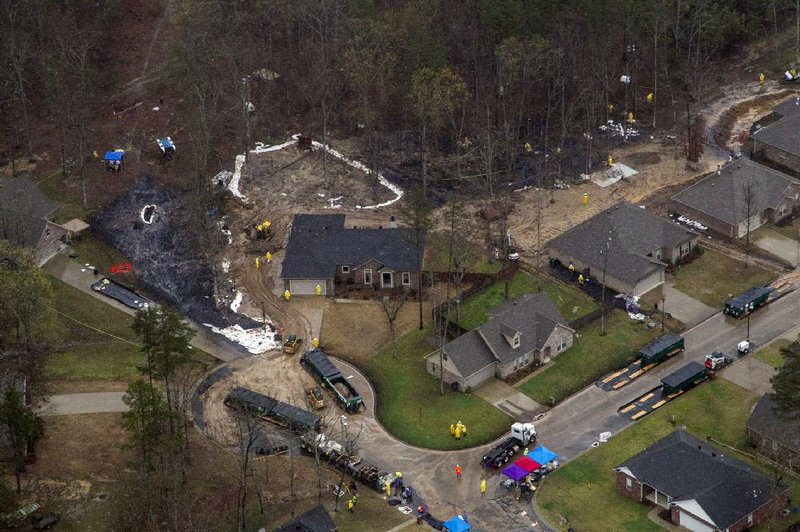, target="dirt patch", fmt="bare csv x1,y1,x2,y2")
624,151,662,167
319,299,430,365
713,89,793,154
48,380,130,395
